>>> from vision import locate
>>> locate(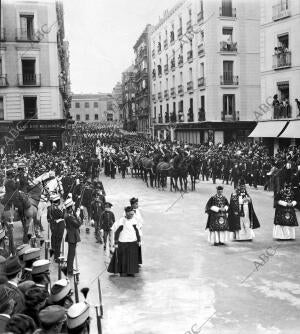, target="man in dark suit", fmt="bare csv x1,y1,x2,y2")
0,284,15,333
64,198,82,276
2,256,25,313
